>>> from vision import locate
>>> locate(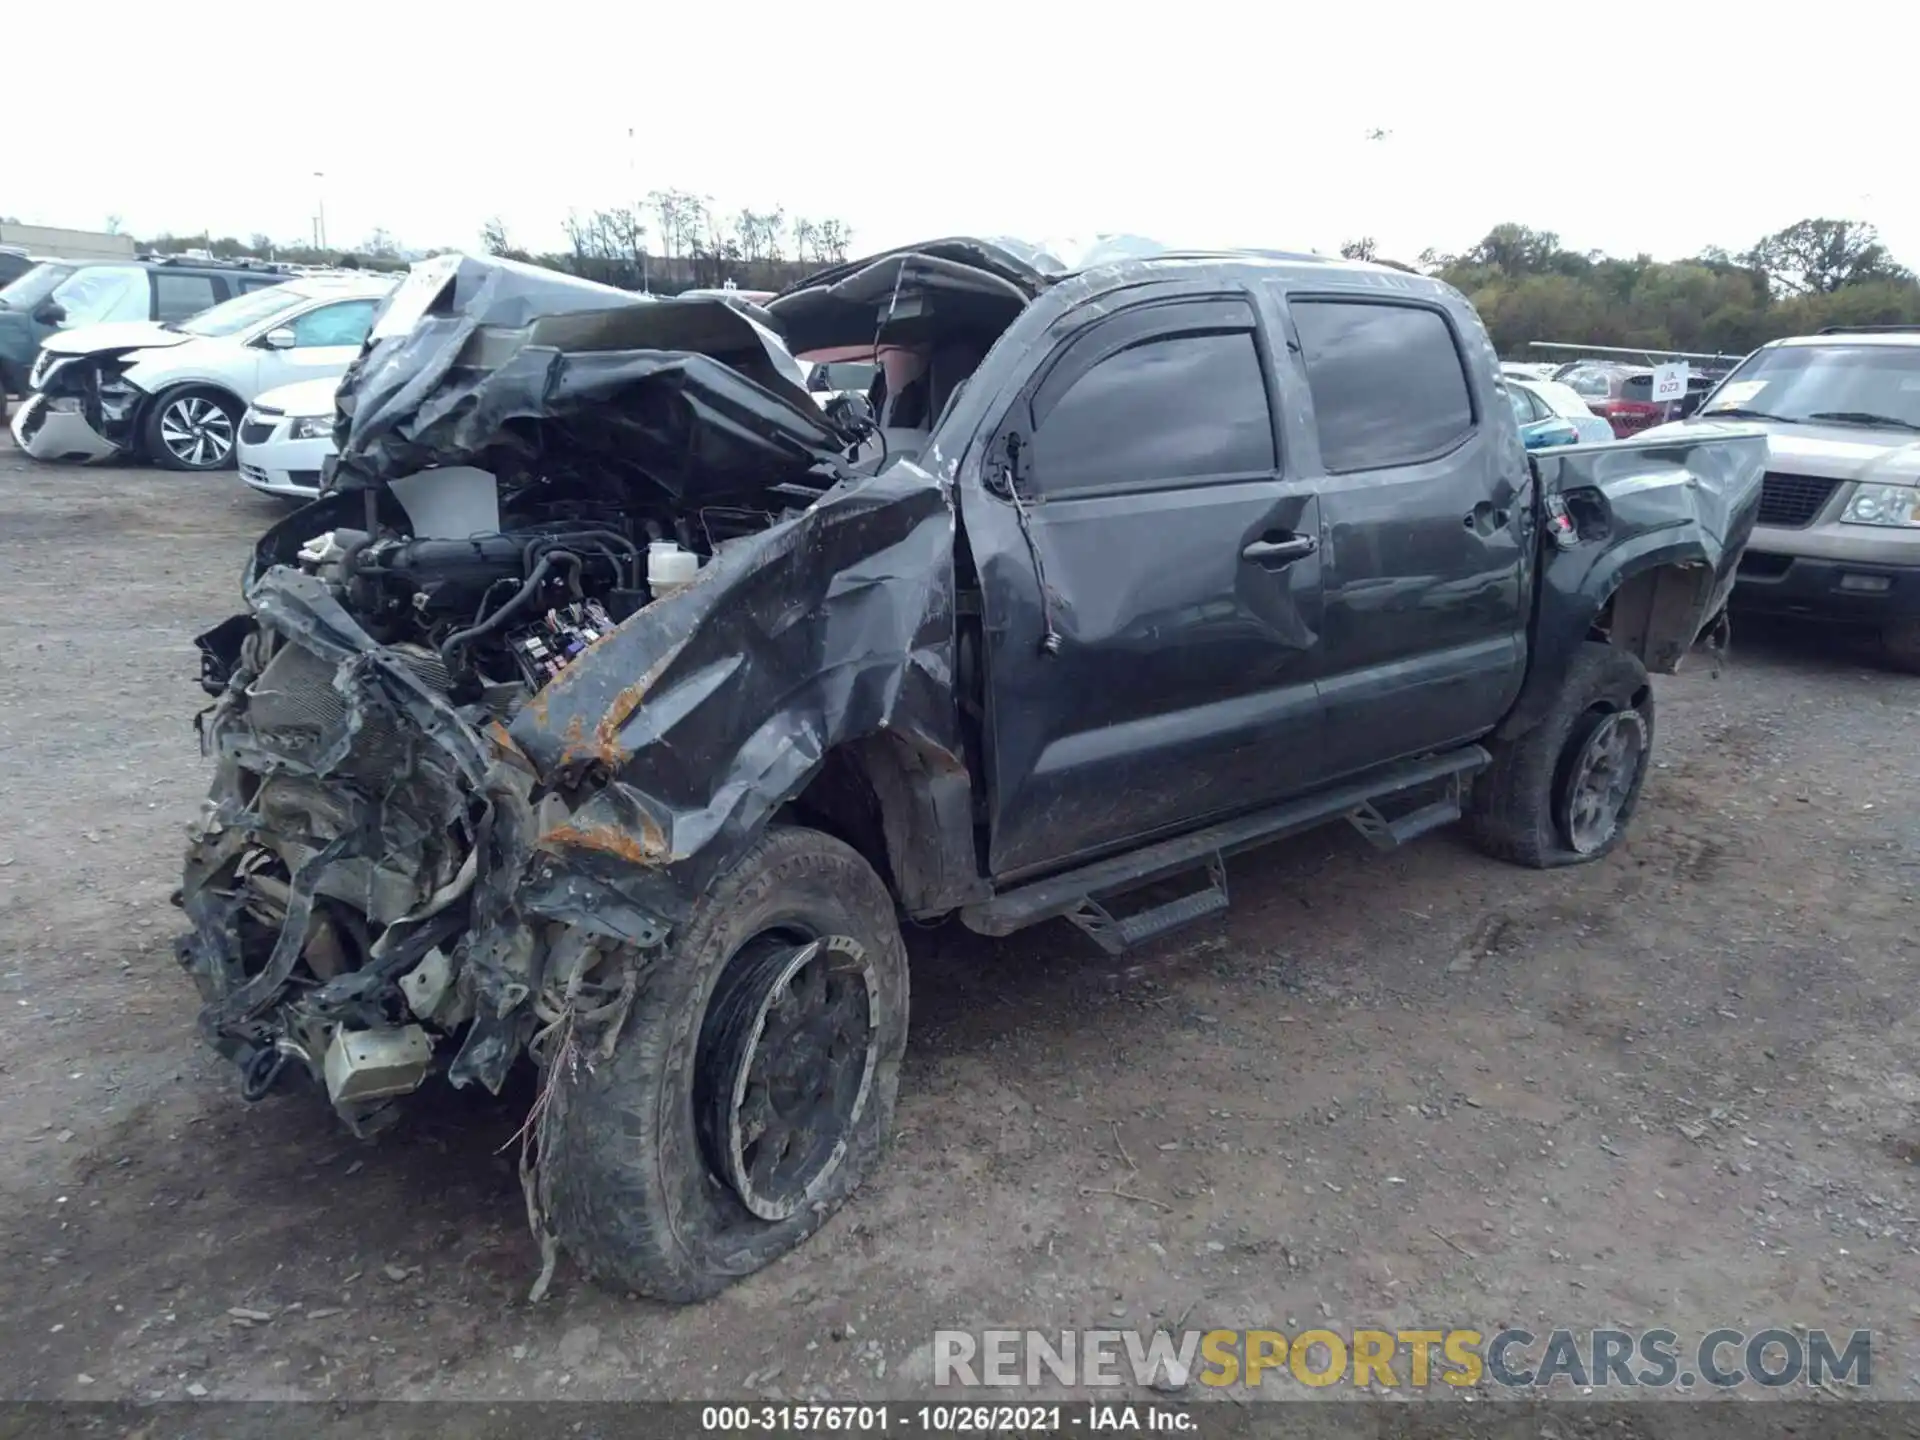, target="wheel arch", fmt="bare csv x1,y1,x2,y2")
1502,536,1717,741
782,731,987,919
